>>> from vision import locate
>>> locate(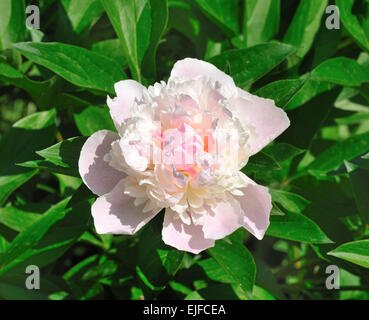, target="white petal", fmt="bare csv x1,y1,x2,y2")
162,208,215,254
78,130,125,196
107,80,146,130
202,194,243,240
169,58,236,89
92,179,160,234
235,89,290,156
236,174,272,240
